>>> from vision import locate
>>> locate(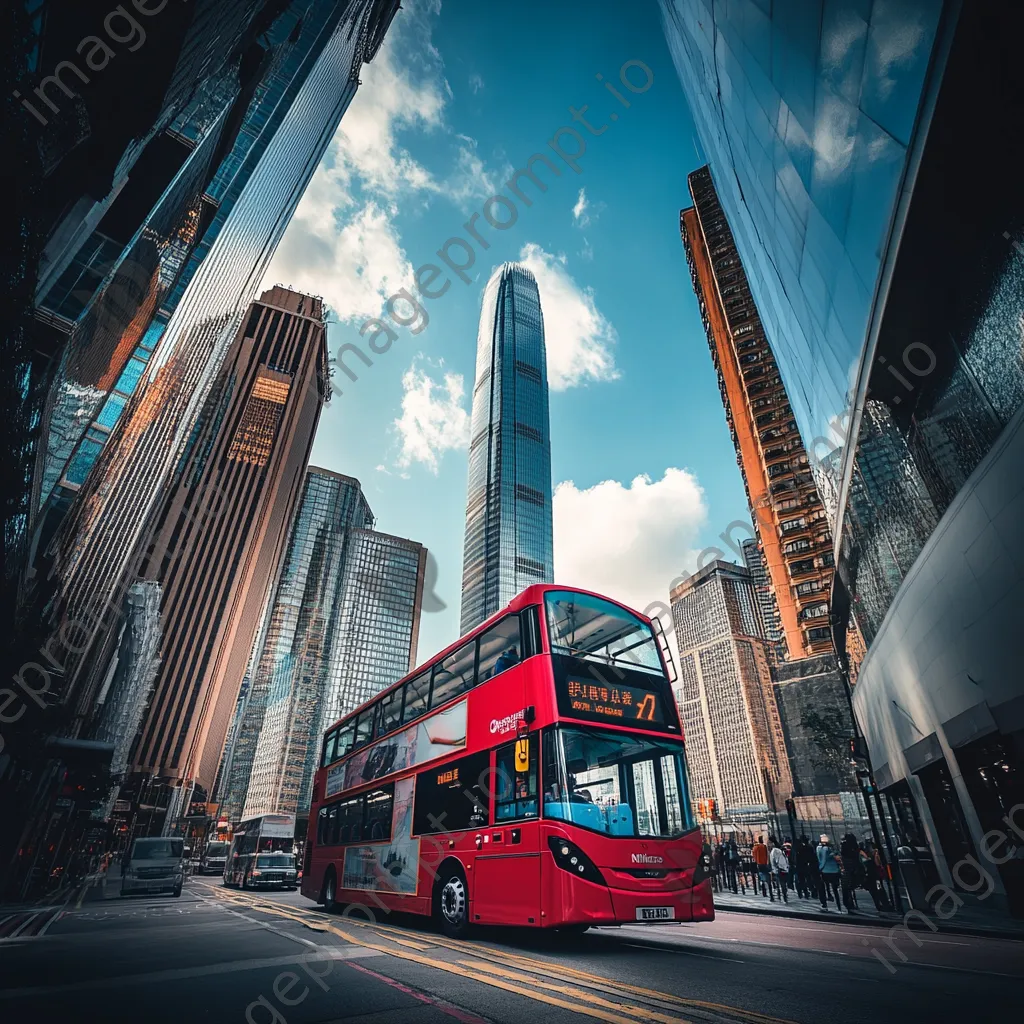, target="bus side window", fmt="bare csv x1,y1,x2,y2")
378,688,402,734
322,730,337,767
365,786,394,841
430,640,476,710
353,711,373,750
402,671,431,725
336,724,355,760
478,616,522,683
